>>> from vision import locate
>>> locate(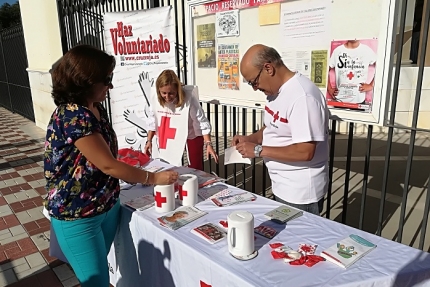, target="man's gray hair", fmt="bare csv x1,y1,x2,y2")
253,46,284,68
